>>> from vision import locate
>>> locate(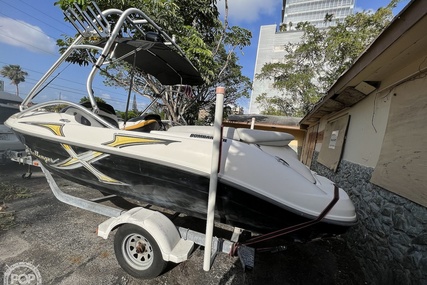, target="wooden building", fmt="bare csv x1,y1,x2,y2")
299,1,427,283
